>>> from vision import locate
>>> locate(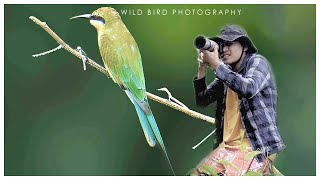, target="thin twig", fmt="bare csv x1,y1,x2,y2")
192,128,217,149
29,16,215,125
32,45,63,57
